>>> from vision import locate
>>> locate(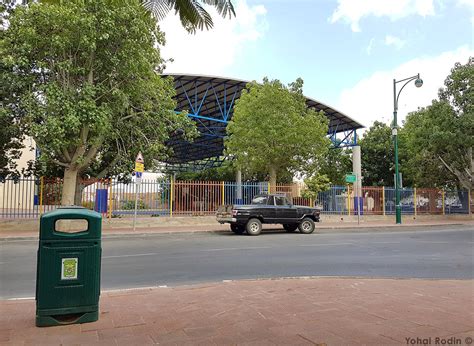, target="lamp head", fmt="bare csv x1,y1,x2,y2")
414,78,423,88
